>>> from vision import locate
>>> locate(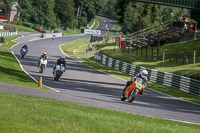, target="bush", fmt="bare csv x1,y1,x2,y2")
16,21,23,26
